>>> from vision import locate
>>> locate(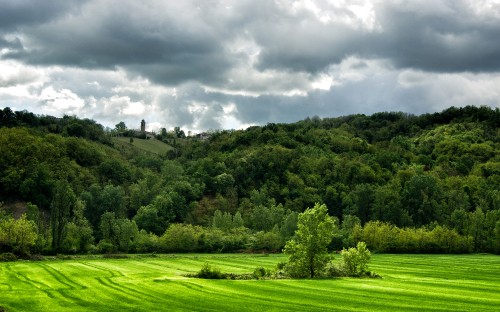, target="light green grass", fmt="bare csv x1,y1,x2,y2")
1,254,499,311
112,137,173,155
